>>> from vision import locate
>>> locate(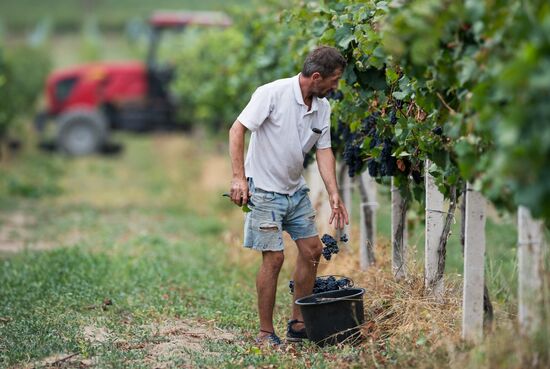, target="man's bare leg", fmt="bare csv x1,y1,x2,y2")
257,250,285,337
291,236,323,330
